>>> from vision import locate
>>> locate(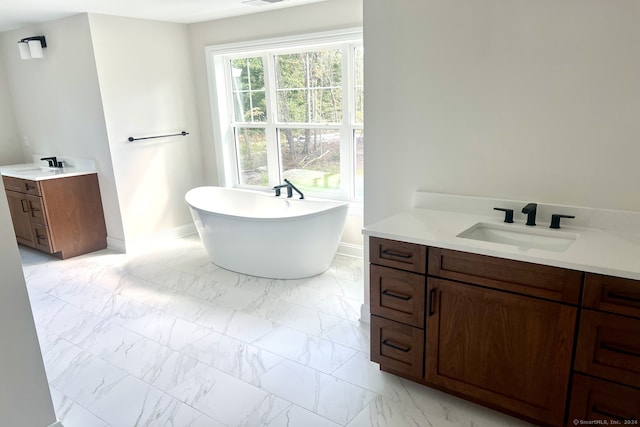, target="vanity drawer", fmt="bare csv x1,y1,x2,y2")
370,264,425,328
371,315,424,380
370,237,427,274
2,176,41,196
568,373,640,423
428,248,583,304
583,273,640,319
575,309,640,388
32,224,53,253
